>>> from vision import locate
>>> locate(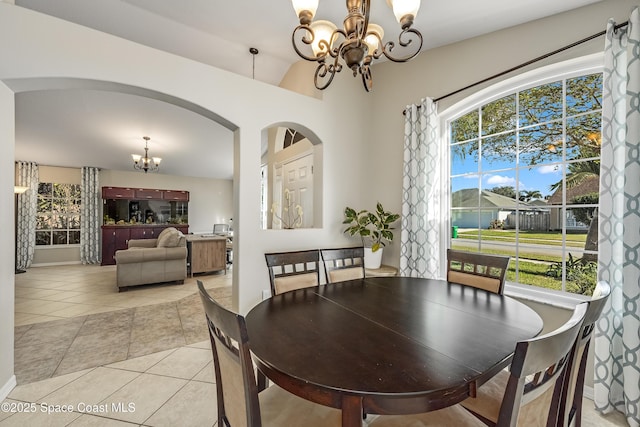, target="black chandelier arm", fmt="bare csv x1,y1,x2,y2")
381,28,423,63
292,24,322,61
314,58,341,90
360,62,373,92
292,25,348,62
